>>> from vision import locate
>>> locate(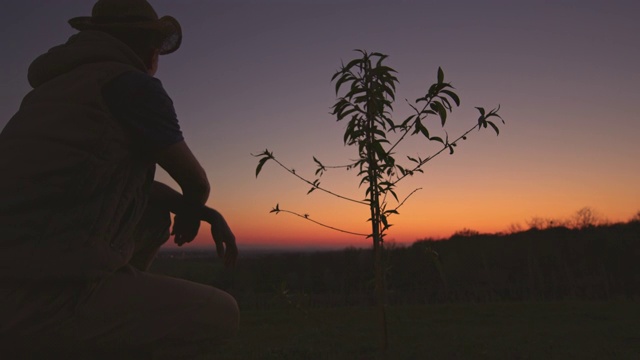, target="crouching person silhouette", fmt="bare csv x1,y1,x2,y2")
0,0,239,358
